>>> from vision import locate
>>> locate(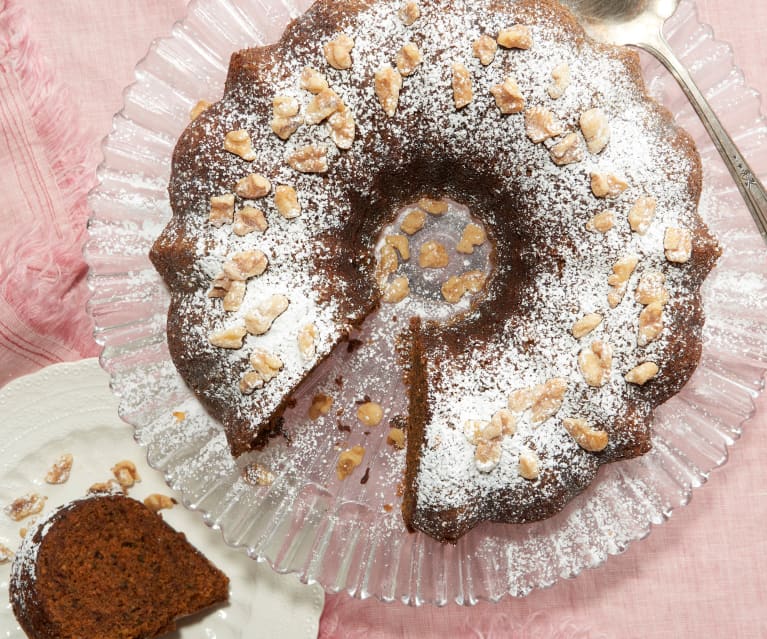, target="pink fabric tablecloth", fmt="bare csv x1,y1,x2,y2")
2,0,766,636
